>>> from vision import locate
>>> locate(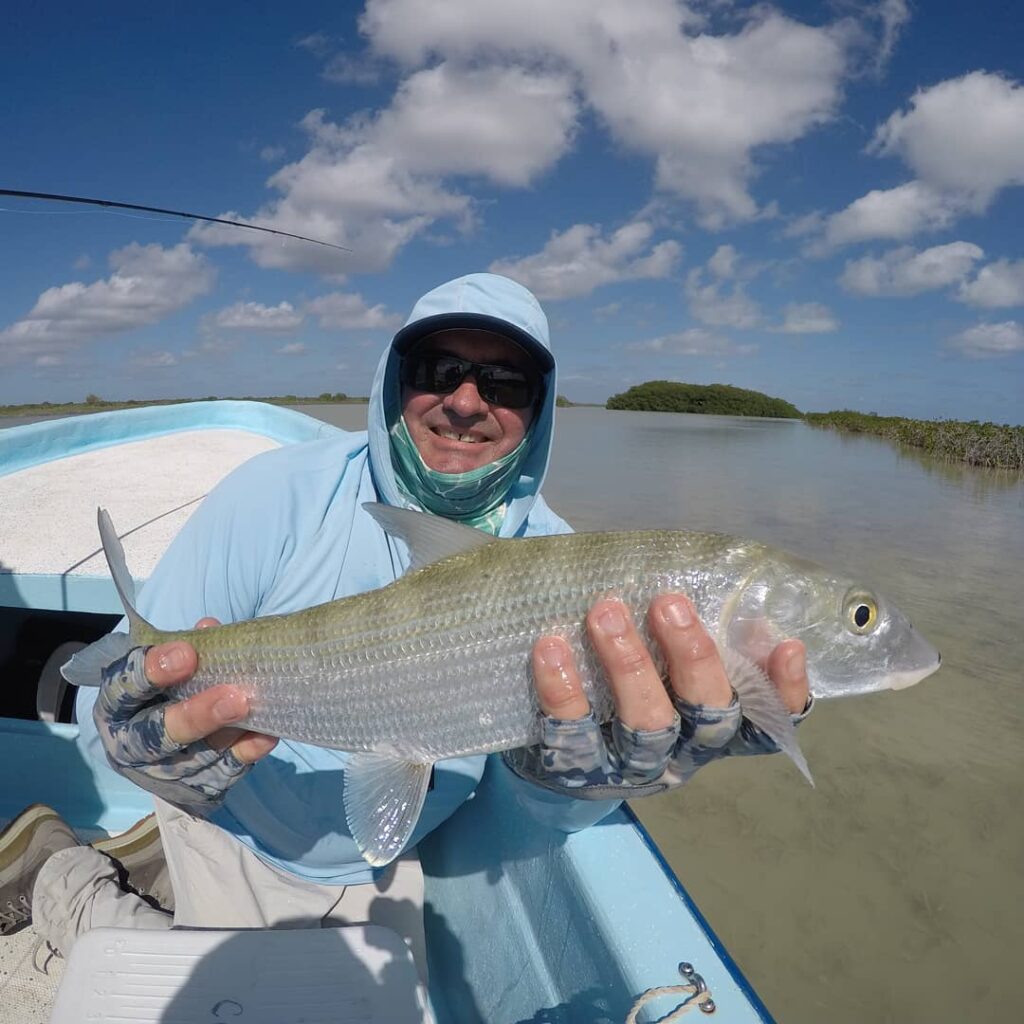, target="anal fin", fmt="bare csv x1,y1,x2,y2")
343,753,434,867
